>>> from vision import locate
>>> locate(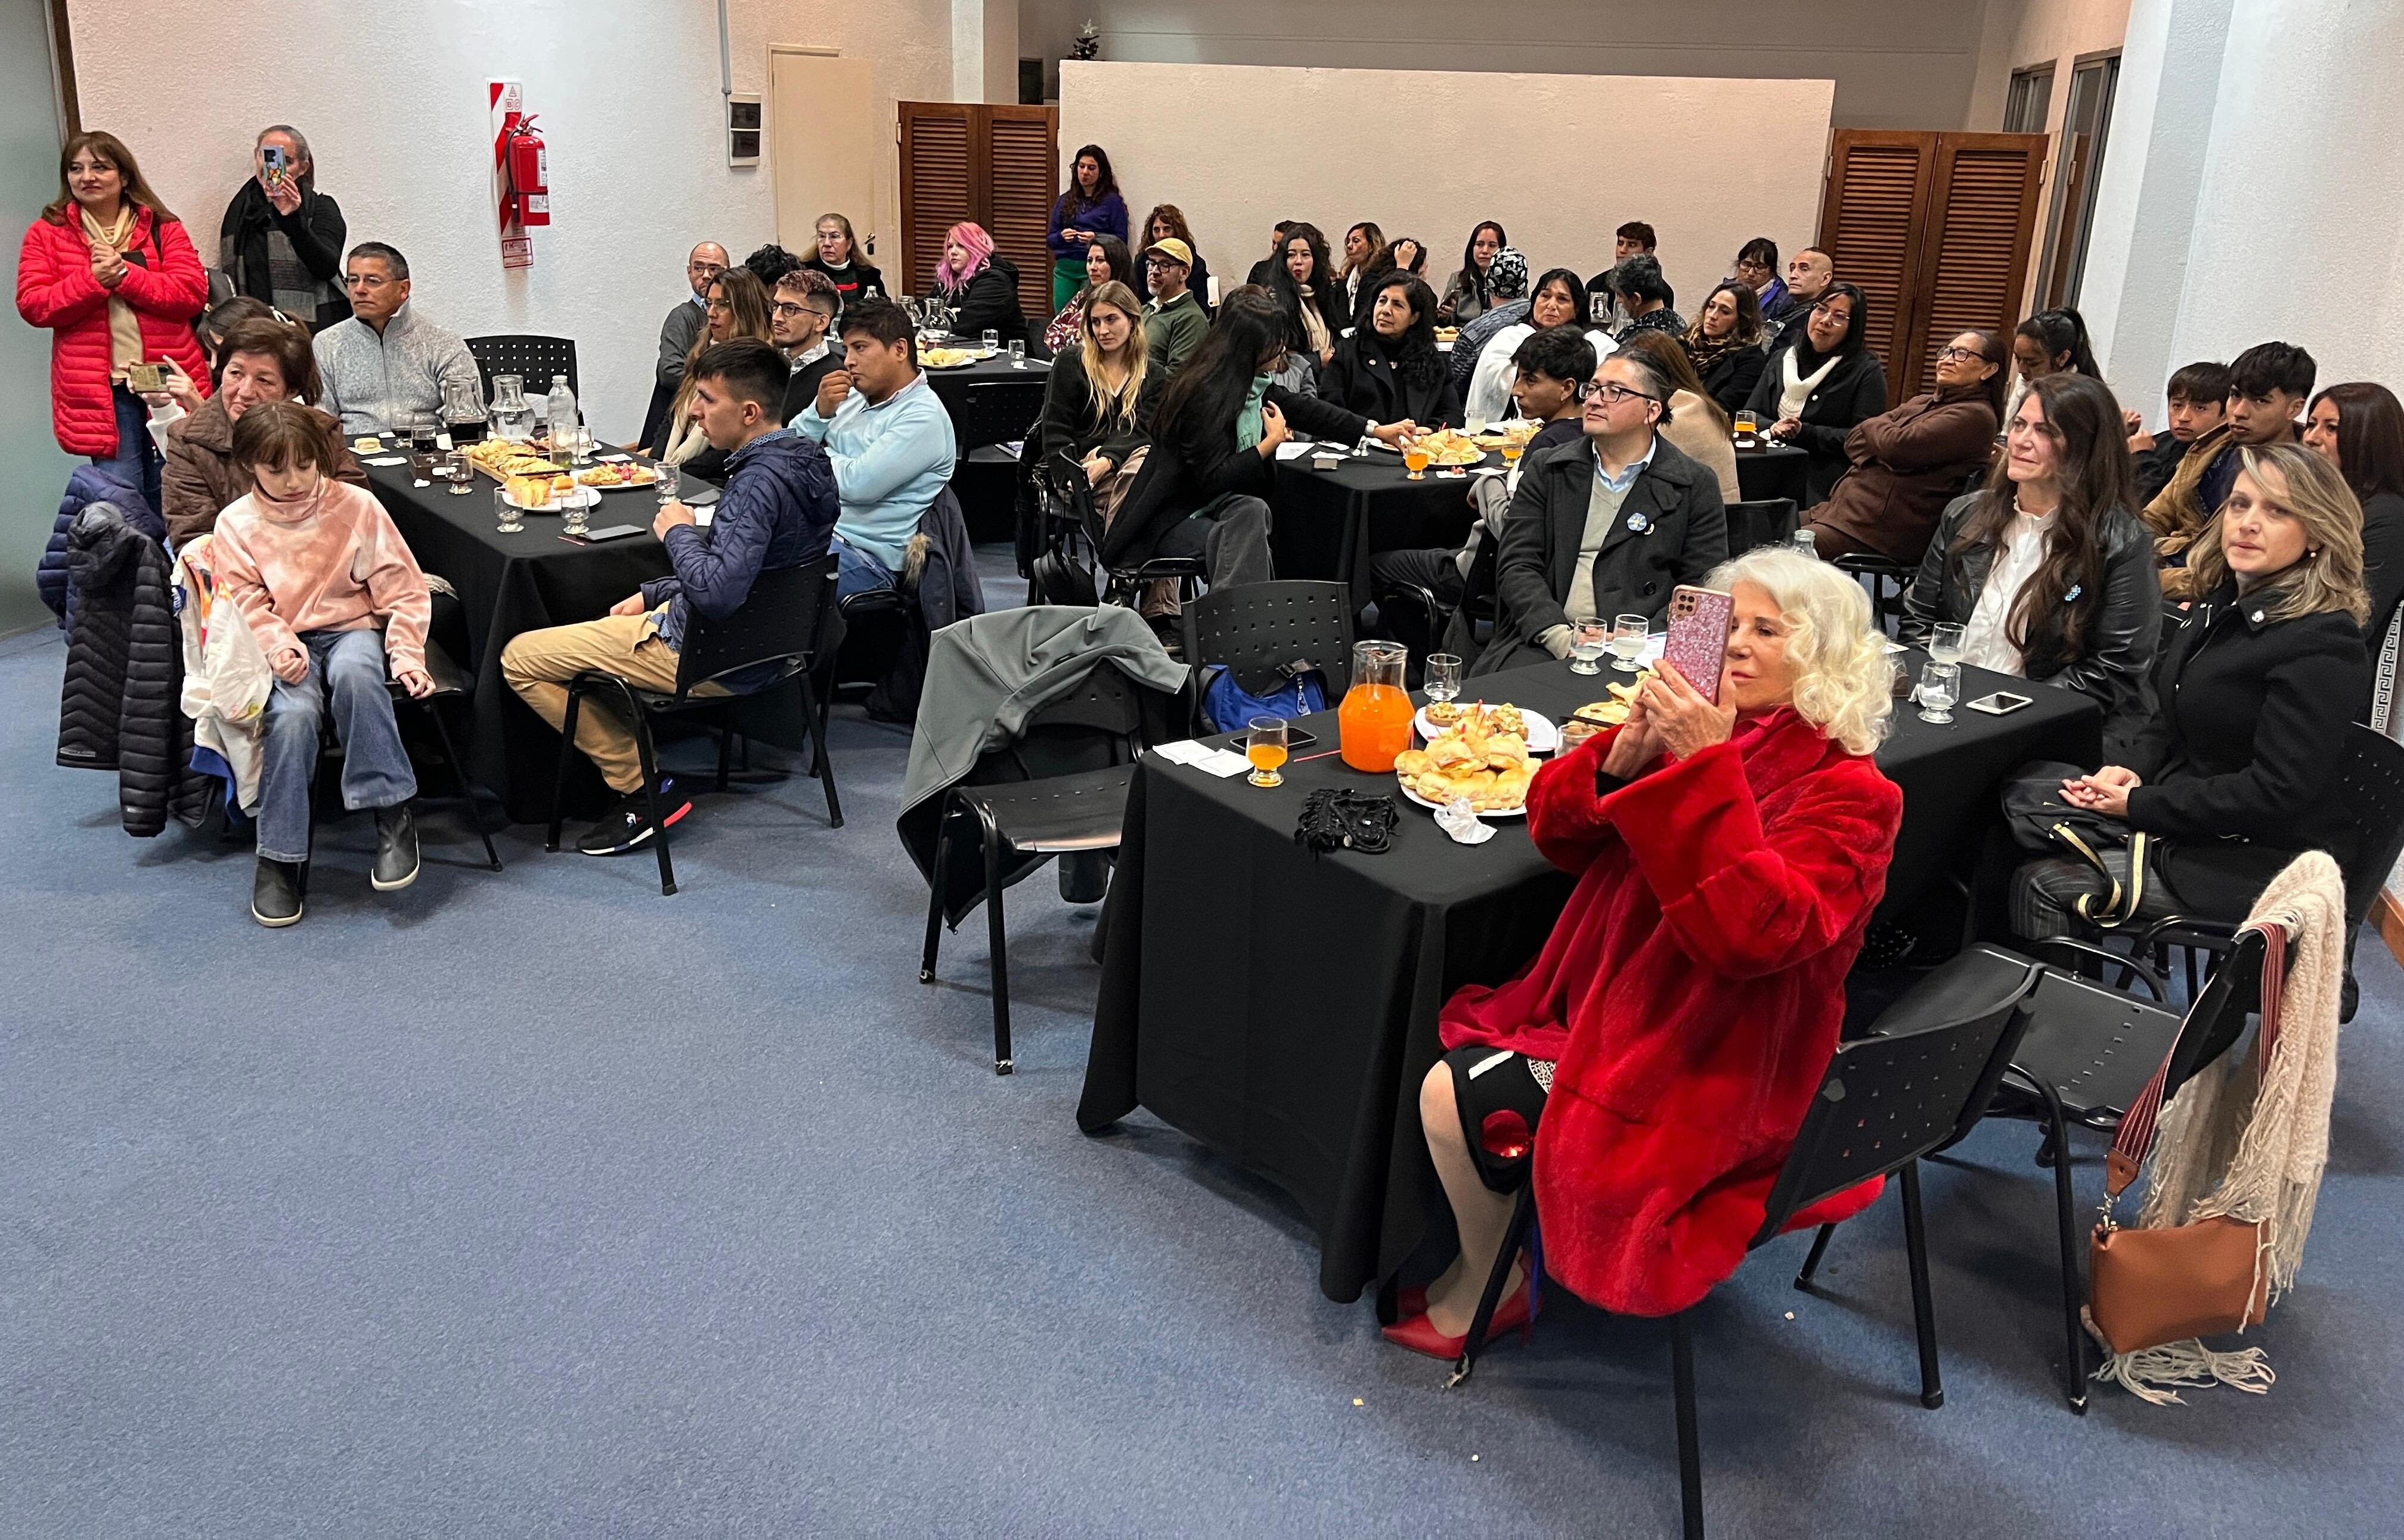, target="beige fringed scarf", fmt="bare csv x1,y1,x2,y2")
2094,850,2346,1403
